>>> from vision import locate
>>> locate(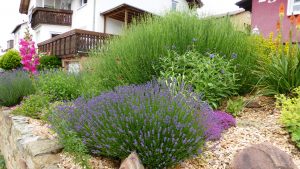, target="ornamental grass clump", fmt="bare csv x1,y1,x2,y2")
50,80,217,168
85,11,257,95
